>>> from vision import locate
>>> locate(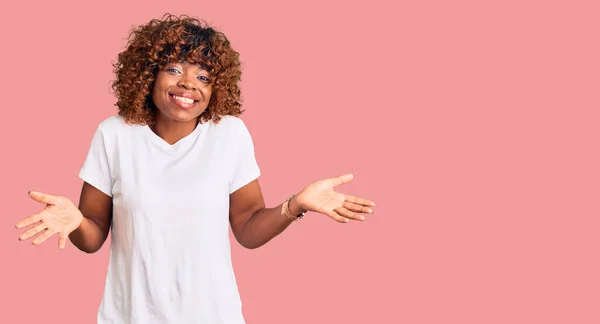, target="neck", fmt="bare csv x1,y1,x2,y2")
150,115,199,145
